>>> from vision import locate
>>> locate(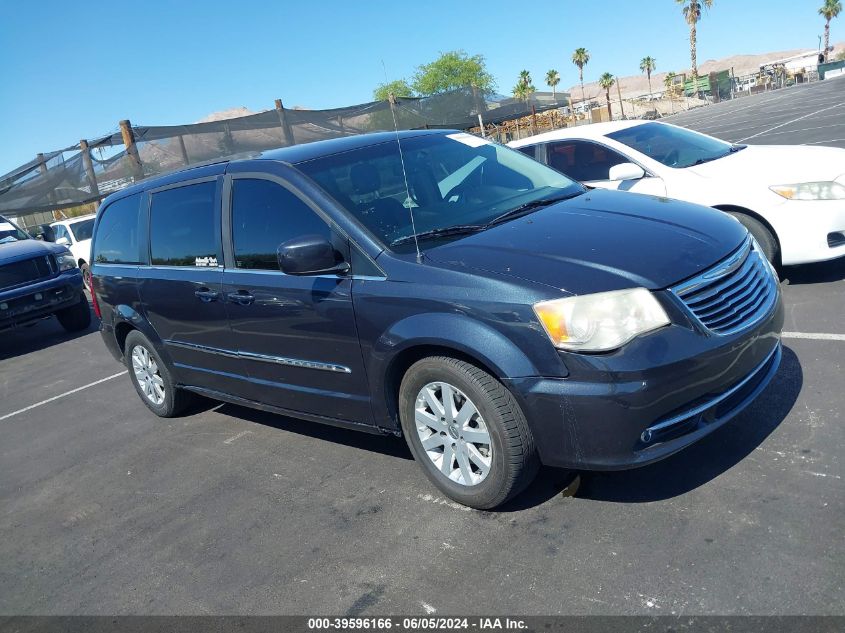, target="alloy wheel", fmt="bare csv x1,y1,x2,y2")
414,381,492,486
131,345,165,406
